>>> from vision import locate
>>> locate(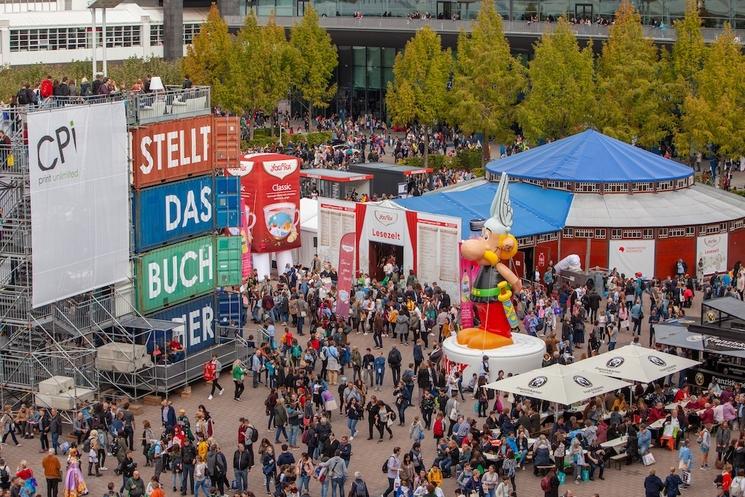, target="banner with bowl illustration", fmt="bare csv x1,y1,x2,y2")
227,153,302,254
